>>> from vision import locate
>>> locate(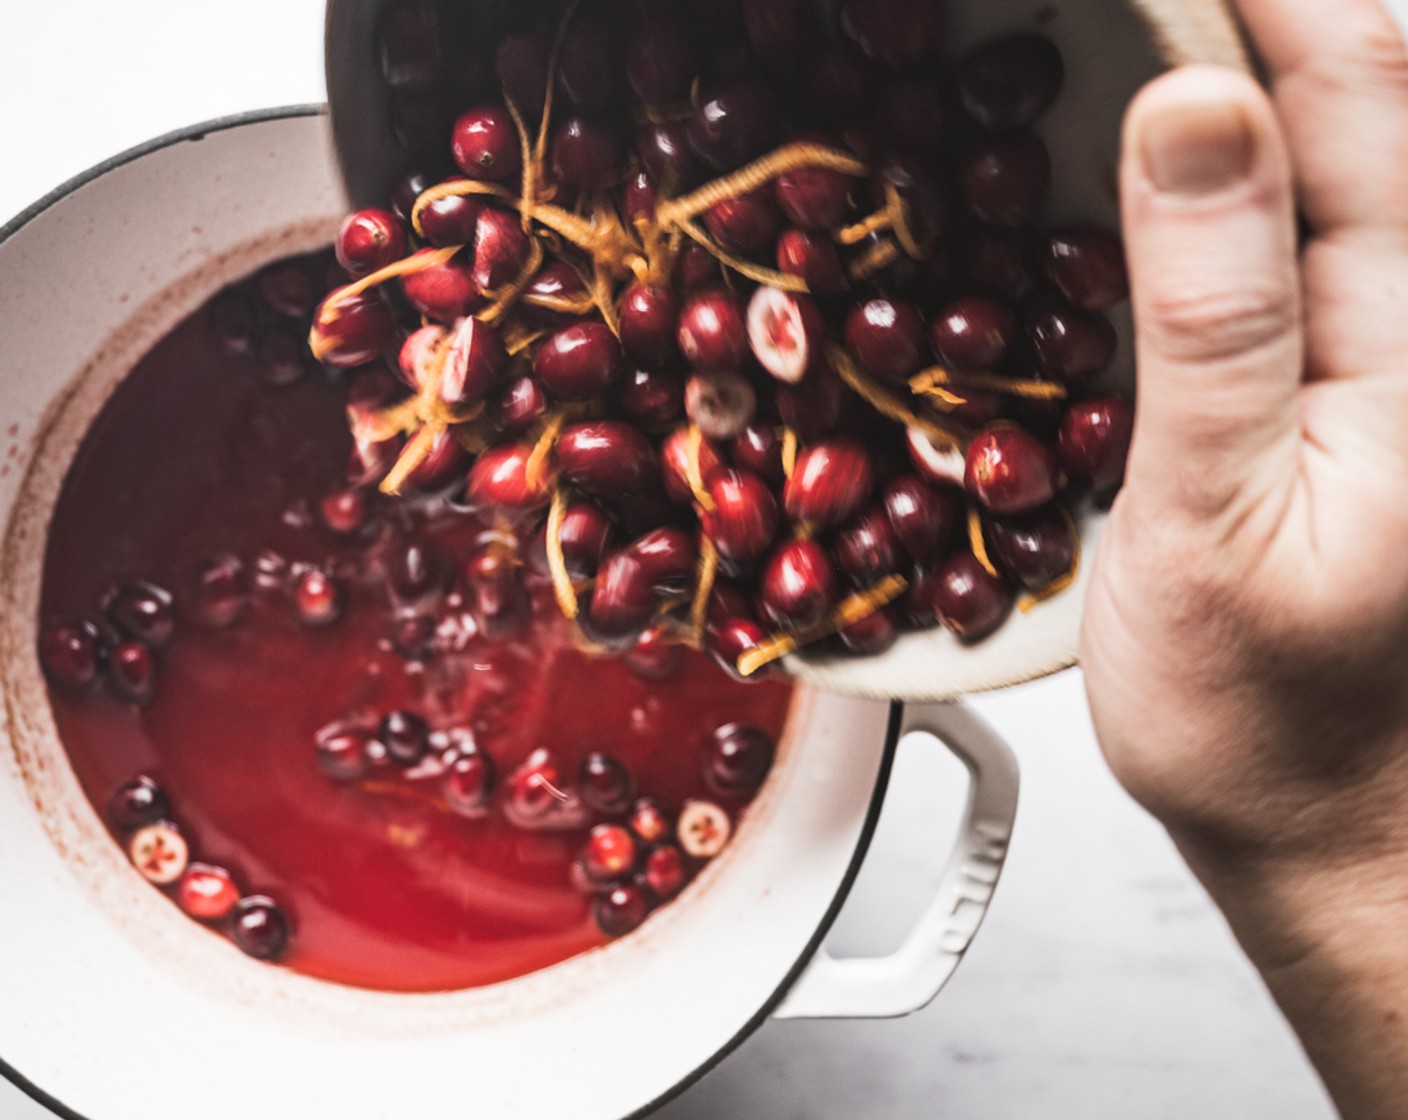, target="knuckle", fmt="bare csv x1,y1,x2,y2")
1141,280,1296,366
